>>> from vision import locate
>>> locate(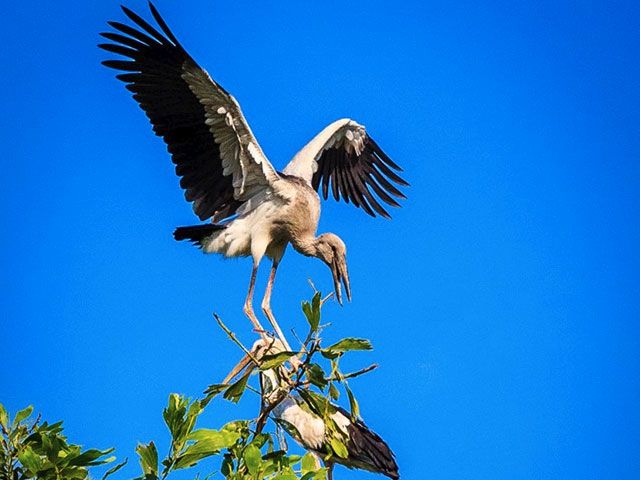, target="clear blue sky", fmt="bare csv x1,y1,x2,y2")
1,1,639,478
